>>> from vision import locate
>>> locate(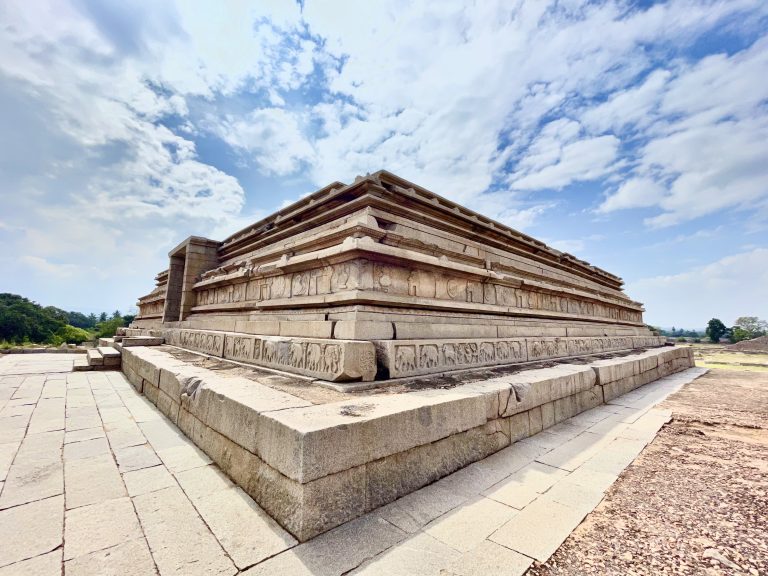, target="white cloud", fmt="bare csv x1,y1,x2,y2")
213,108,315,176
627,248,768,327
510,133,620,191
598,177,667,212
20,256,80,279
597,37,768,226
